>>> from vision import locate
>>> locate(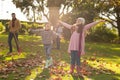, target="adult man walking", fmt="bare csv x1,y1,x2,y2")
7,13,21,54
